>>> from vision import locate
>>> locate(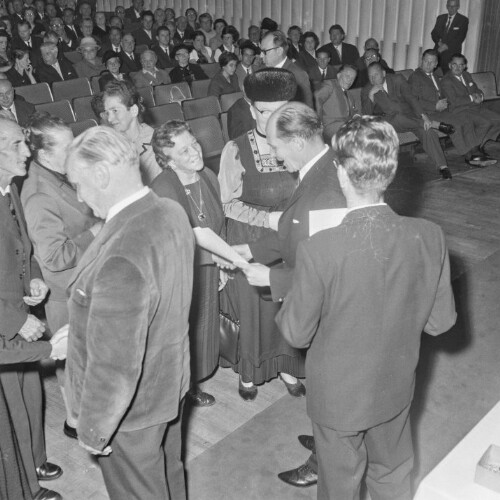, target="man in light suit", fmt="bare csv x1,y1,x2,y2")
315,64,358,142
276,115,457,499
131,49,171,87
318,24,360,68
64,126,194,500
261,31,314,109
431,0,468,74
0,117,65,500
